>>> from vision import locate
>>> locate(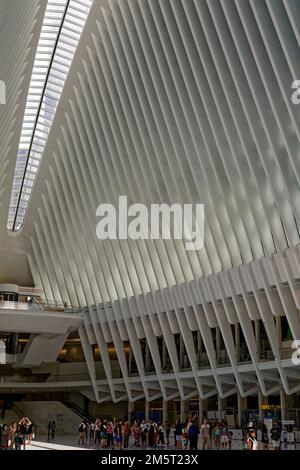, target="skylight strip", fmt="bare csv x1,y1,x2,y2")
8,0,92,231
